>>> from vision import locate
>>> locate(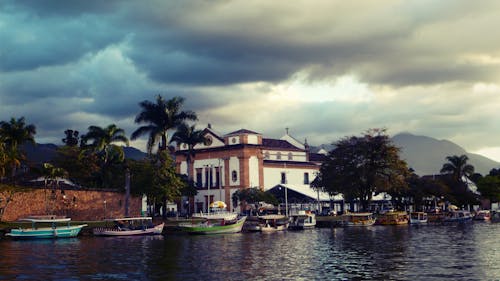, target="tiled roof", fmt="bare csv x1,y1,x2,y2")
262,138,301,150
226,129,260,136
309,153,328,162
